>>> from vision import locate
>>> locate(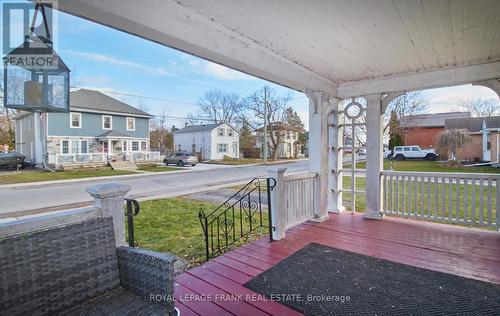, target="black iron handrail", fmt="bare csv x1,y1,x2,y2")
125,198,140,247
199,177,276,261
